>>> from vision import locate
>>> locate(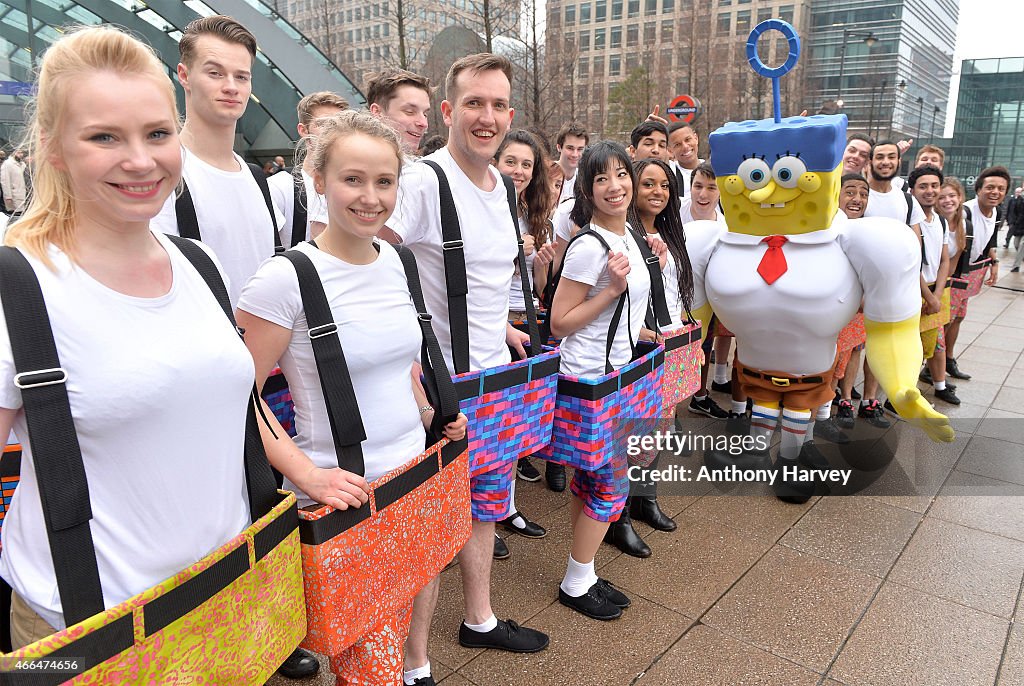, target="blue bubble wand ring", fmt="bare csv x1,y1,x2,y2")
746,19,801,124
